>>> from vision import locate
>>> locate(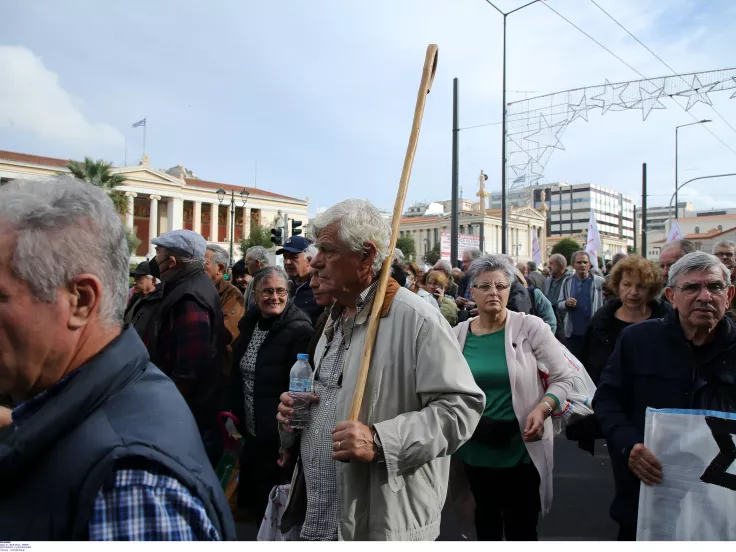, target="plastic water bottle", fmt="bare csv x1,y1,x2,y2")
288,354,313,431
